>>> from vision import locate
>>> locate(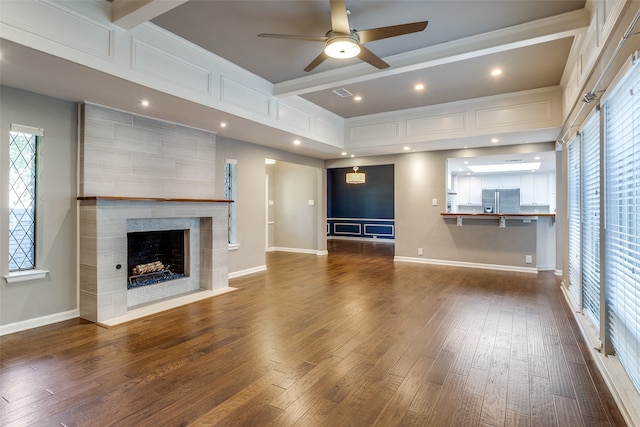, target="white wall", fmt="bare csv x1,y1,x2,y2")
0,86,78,329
